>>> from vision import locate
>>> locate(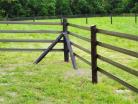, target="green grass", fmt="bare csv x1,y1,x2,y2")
0,17,138,104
